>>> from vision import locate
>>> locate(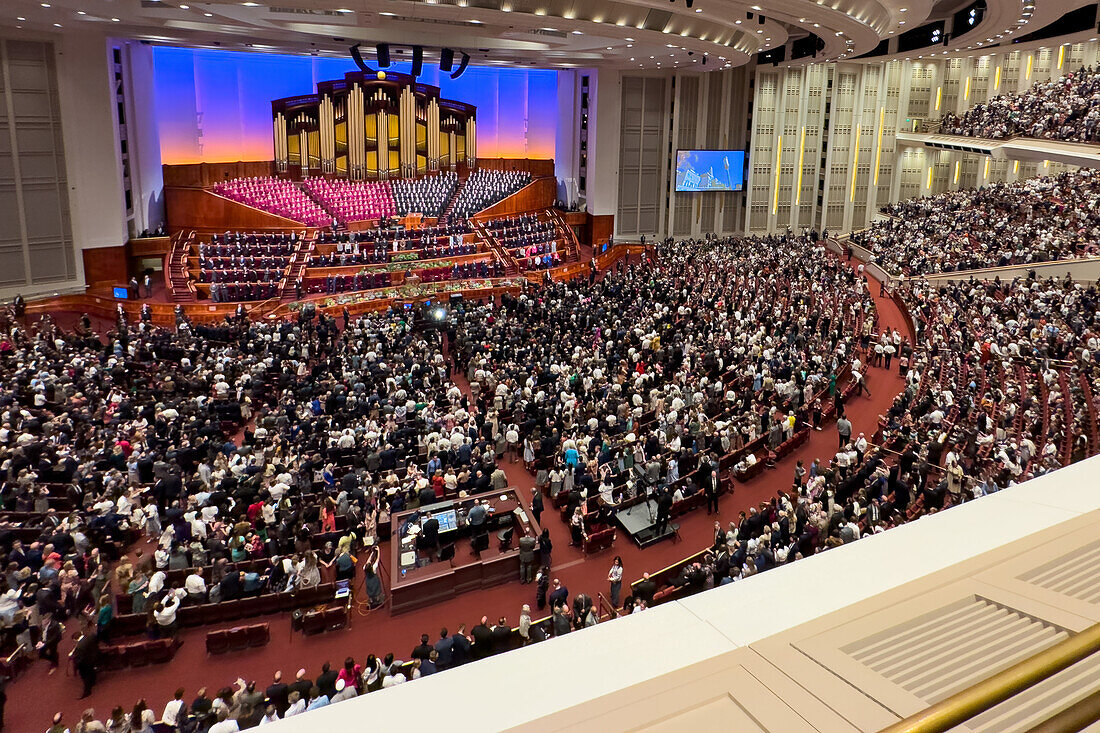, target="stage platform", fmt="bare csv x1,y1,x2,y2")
614,499,679,548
